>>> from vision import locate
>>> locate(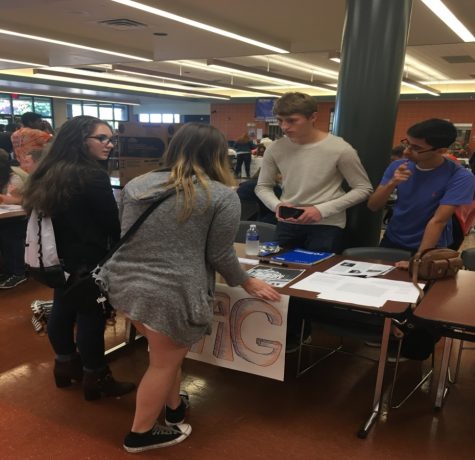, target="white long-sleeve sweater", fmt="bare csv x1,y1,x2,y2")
255,134,373,228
